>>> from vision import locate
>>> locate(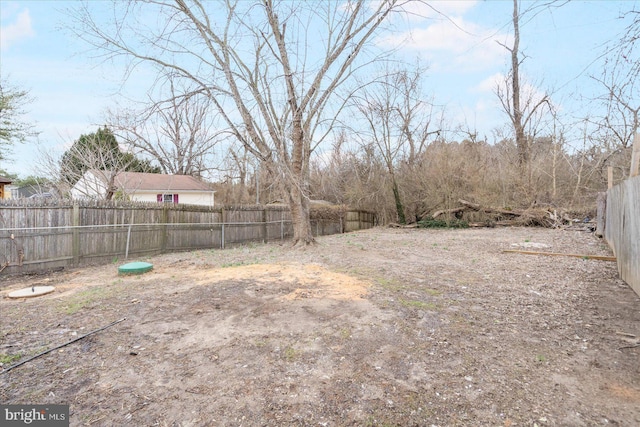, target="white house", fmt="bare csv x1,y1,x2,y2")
71,170,215,206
